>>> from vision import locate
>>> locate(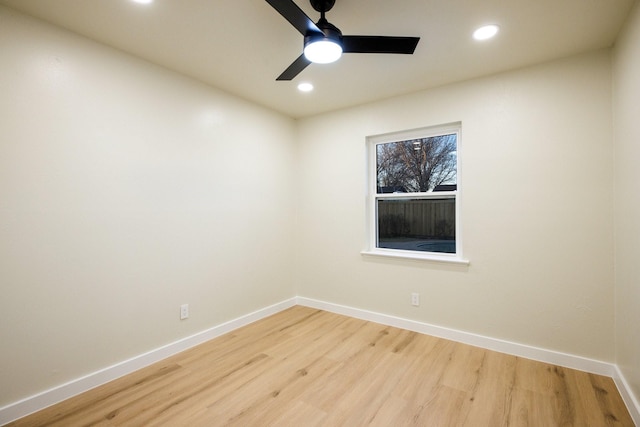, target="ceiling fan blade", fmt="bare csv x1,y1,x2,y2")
342,36,420,54
265,0,323,36
277,54,312,80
